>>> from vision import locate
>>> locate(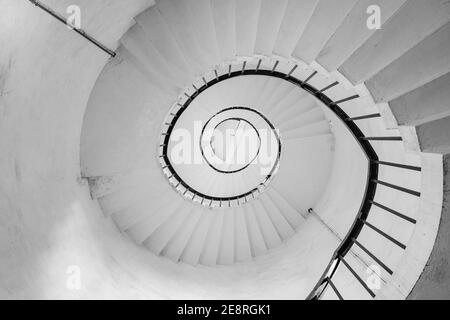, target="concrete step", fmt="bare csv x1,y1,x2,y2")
200,211,225,266
127,199,183,243
251,200,283,249
145,205,193,255
278,107,325,133
340,0,450,84
162,209,203,262
259,193,295,239
273,0,319,58
389,72,450,126
156,0,208,74
366,21,450,103
317,0,406,71
243,205,268,256
293,0,359,63
235,0,261,56
234,207,253,262
183,0,221,67
218,210,235,265
211,0,237,61
181,209,215,265
282,120,331,141
416,115,450,154
266,187,305,228
135,7,193,81
254,0,289,56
